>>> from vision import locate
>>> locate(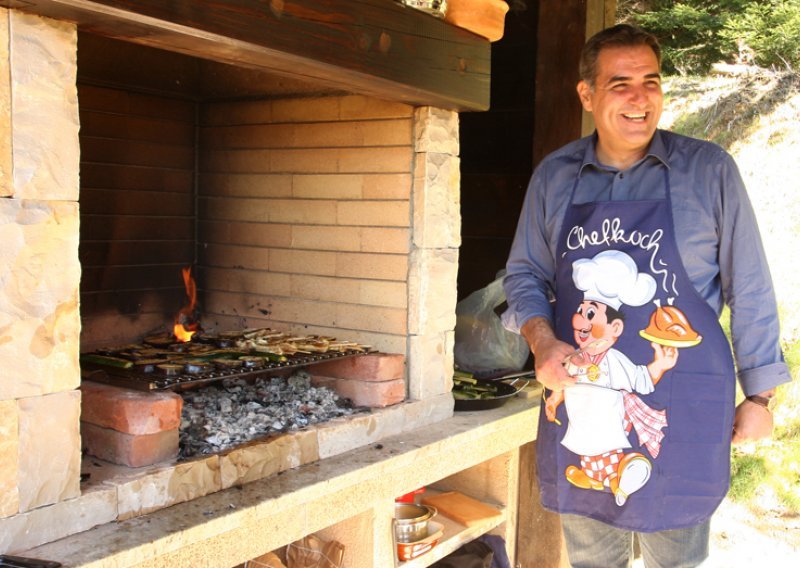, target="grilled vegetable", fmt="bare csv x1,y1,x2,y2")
452,377,500,400
80,354,134,369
